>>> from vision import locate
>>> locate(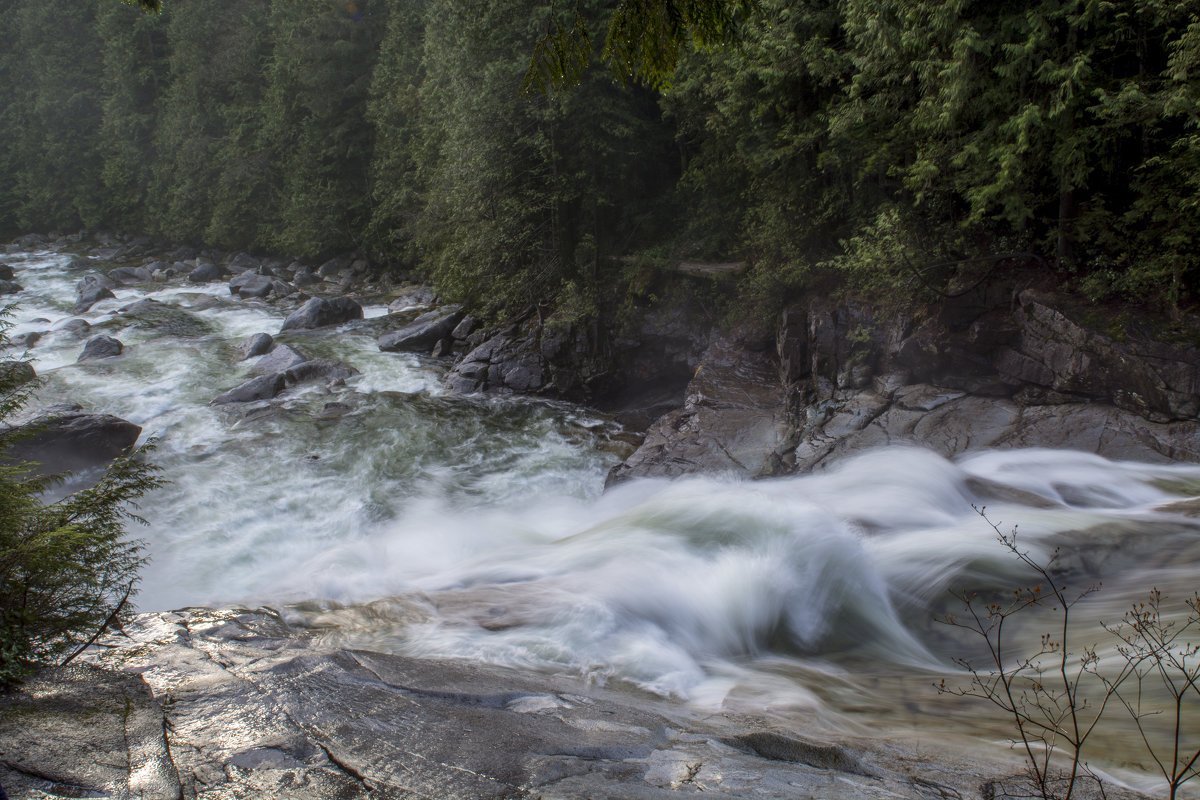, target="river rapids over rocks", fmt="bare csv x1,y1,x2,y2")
6,246,1200,791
